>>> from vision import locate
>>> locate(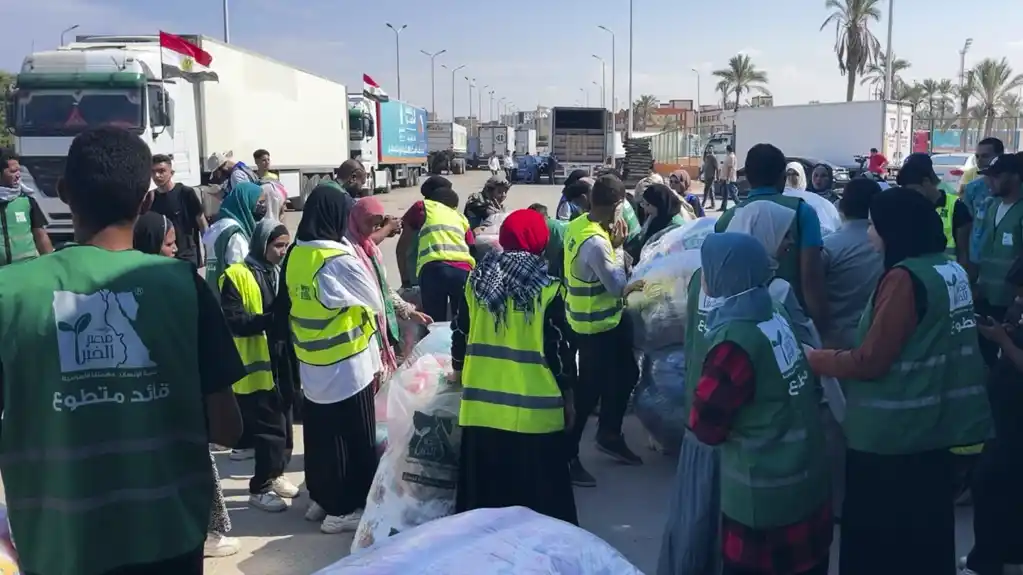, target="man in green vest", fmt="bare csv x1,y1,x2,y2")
0,127,245,575
0,148,53,265
563,174,641,486
715,143,829,330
